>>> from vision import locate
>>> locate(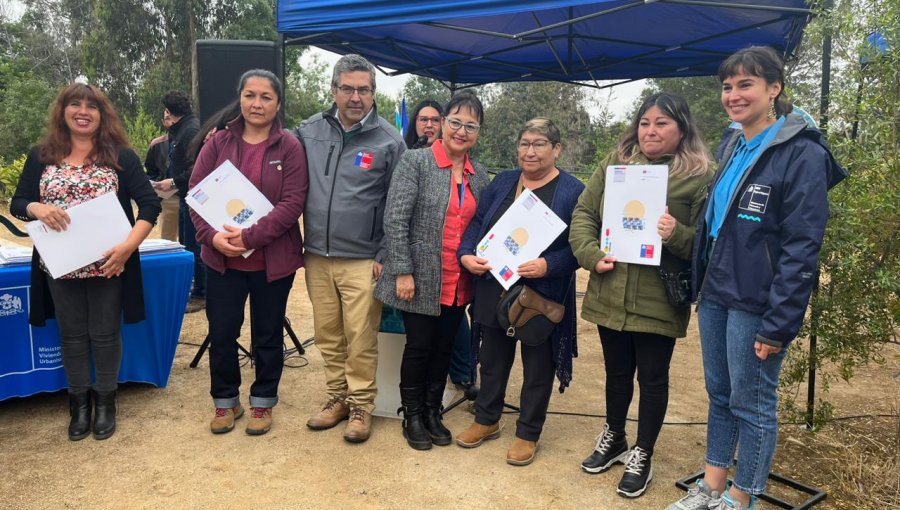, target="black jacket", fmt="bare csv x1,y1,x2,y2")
10,147,161,326
168,113,199,198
